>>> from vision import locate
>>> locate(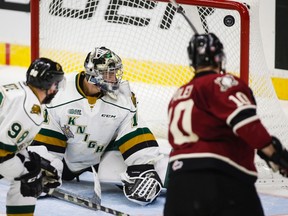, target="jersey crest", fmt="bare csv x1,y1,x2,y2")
61,125,74,138
214,74,239,92
30,104,41,115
